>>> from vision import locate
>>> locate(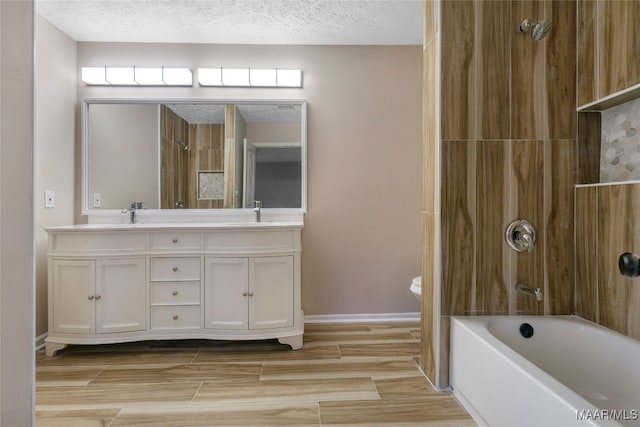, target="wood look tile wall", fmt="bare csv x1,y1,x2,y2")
576,183,640,341
512,140,545,315
575,186,598,323
574,1,640,343
223,105,236,208
420,0,440,387
188,124,225,209
477,2,510,140
578,0,640,106
160,105,189,209
544,139,576,315
474,140,510,314
440,0,476,141
160,106,225,209
577,0,597,107
547,0,577,139
577,112,601,184
430,0,577,388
